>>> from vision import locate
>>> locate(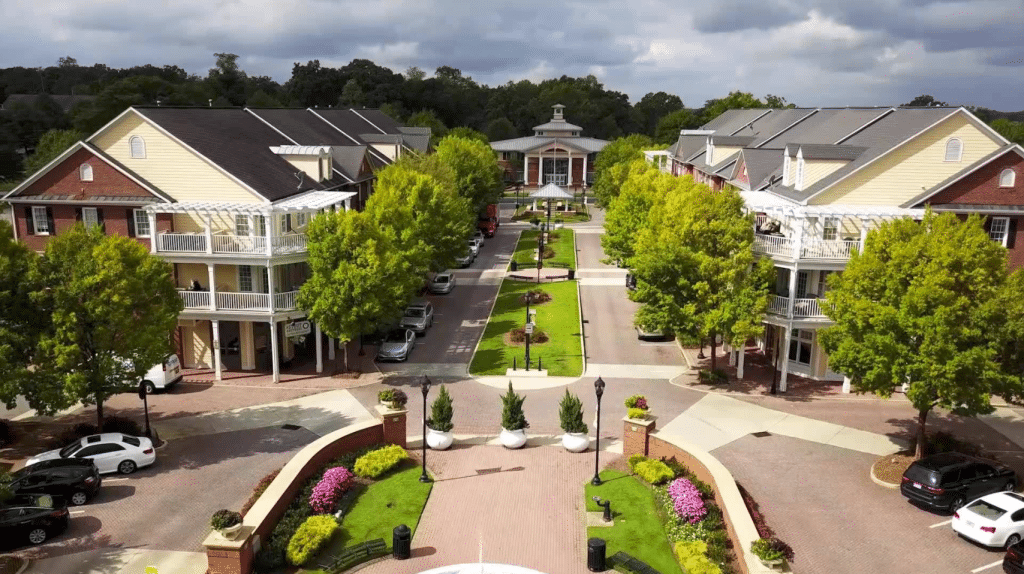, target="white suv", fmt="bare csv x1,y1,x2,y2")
140,354,182,394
